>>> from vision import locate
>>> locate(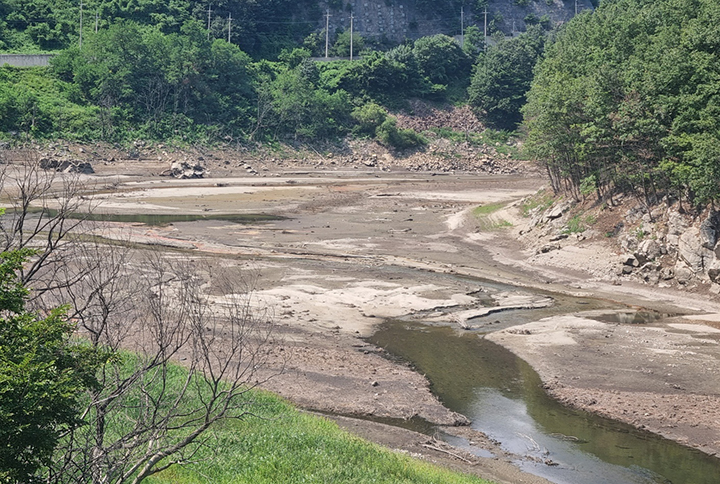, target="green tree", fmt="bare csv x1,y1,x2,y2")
469,25,545,129
331,30,364,57
51,19,256,141
523,0,720,204
0,247,100,483
351,102,387,136
376,117,426,150
412,34,470,86
462,25,485,59
259,59,351,140
320,49,431,107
